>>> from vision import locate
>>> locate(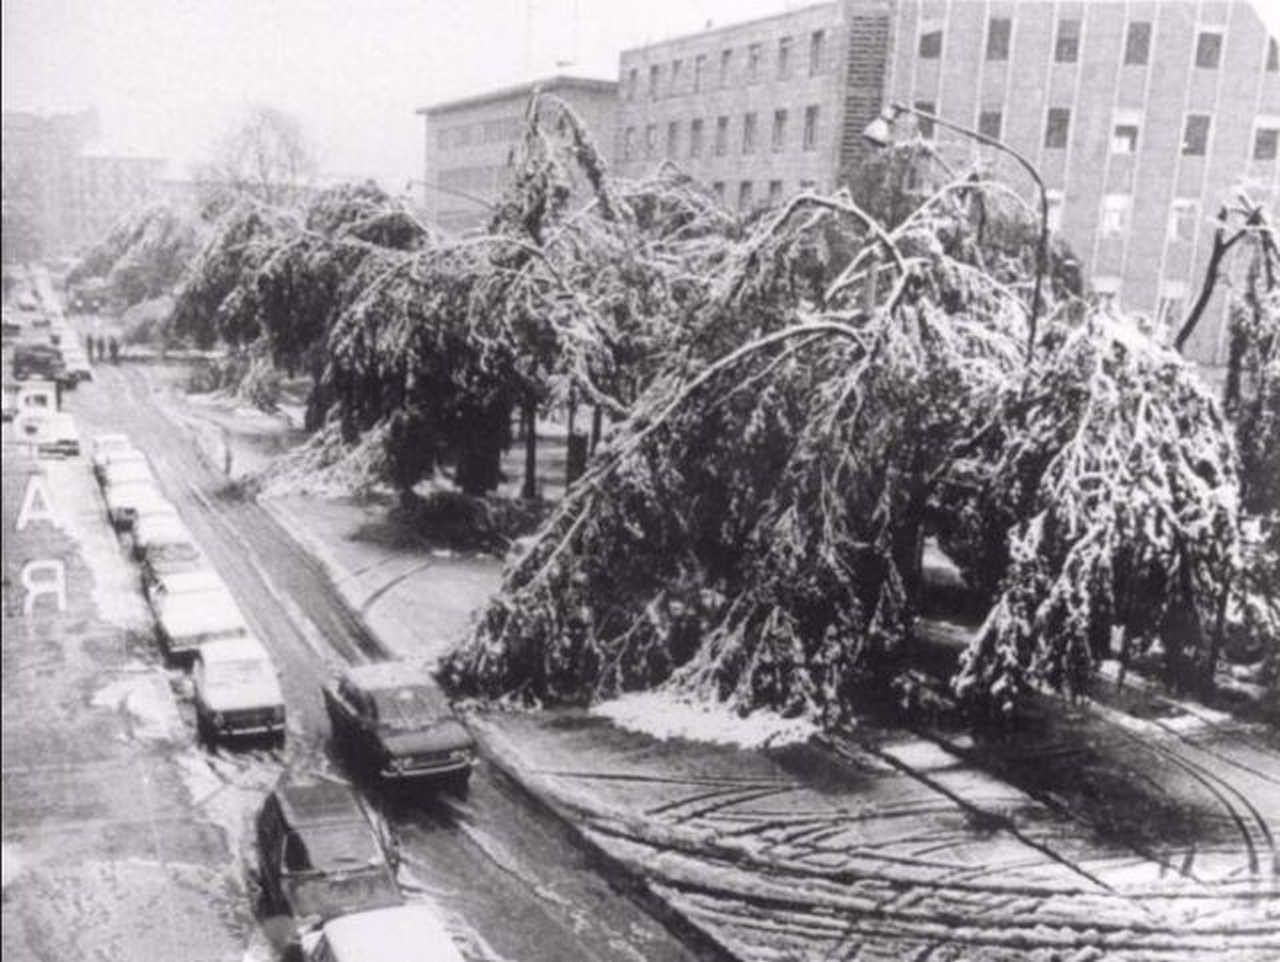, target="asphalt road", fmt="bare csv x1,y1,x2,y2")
65,360,705,962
